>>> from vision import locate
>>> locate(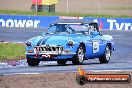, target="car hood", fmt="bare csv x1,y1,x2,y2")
37,34,84,46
